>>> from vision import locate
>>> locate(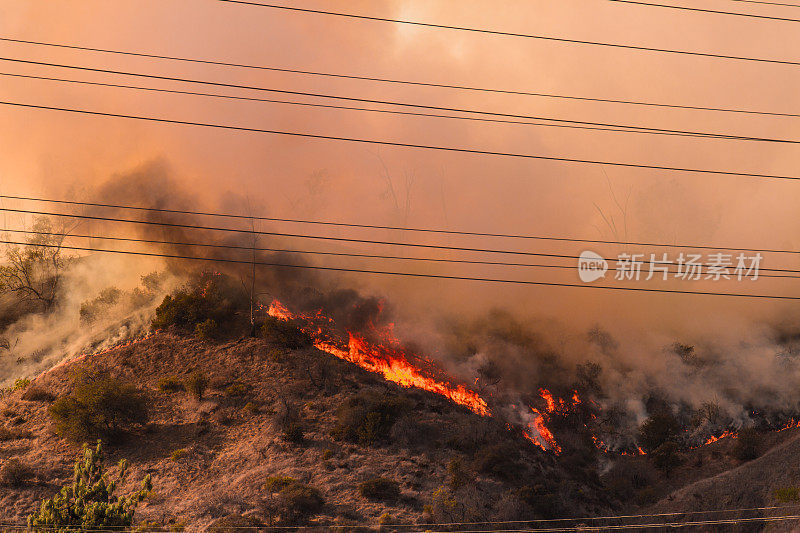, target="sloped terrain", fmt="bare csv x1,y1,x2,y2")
0,332,612,529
